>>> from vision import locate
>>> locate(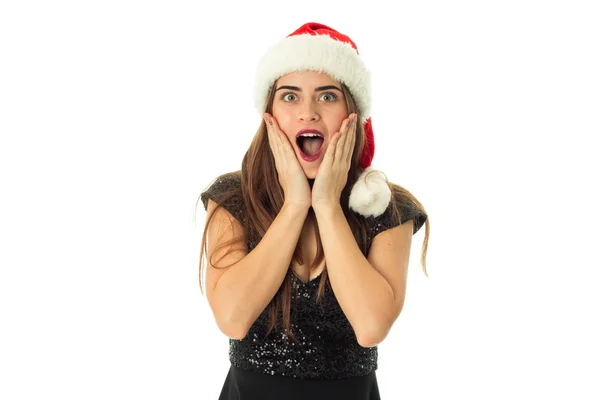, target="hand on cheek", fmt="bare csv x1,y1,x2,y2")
311,113,357,210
